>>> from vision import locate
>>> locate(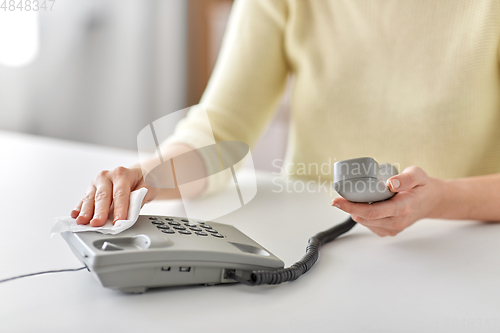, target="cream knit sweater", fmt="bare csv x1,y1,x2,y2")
167,0,500,191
